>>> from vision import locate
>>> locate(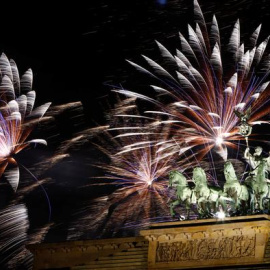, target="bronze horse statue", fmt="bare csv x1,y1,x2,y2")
168,170,196,220
223,161,250,215
192,167,228,218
